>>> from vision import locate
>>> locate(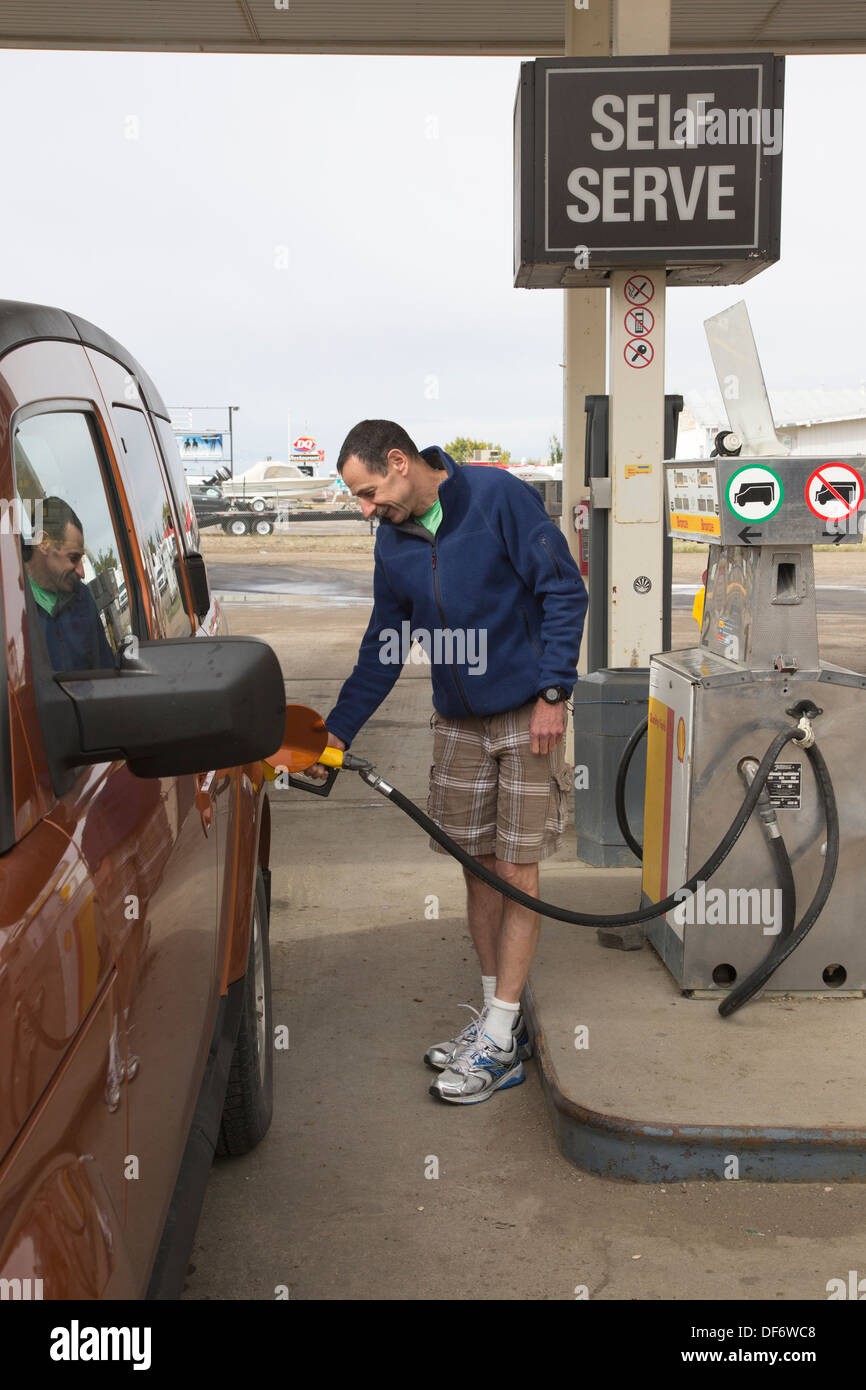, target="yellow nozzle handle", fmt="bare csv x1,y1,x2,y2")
261,742,344,781
318,746,344,768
